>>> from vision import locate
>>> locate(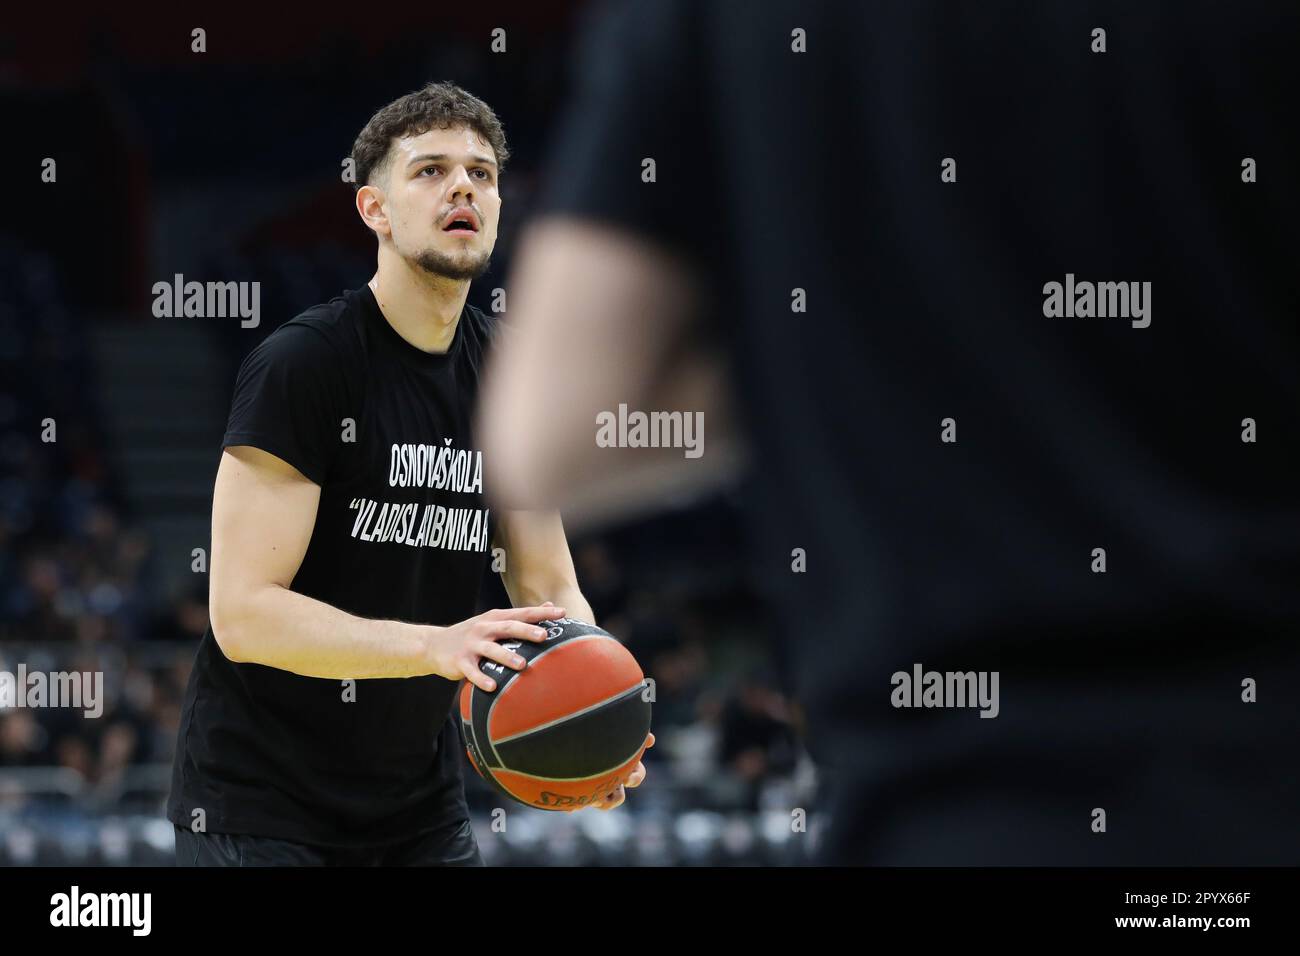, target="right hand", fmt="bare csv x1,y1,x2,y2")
424,605,564,691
